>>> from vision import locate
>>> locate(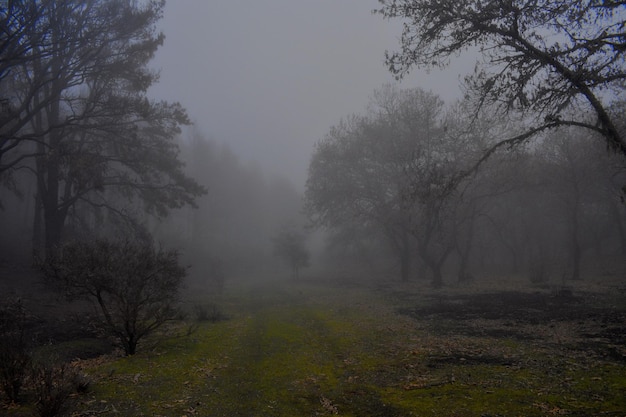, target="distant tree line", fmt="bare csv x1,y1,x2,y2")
306,85,626,286
304,0,625,286
154,129,308,287
376,0,626,156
